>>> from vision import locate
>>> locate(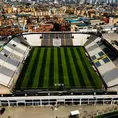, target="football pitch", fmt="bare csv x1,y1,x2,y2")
15,47,103,90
